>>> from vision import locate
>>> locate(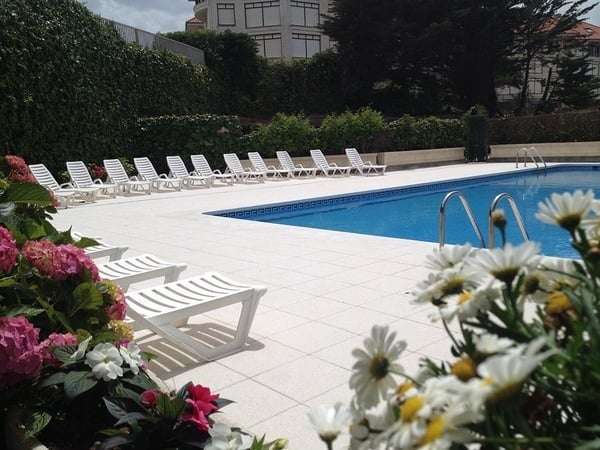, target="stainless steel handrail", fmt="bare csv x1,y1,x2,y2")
439,191,486,249
516,146,546,169
488,193,530,248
